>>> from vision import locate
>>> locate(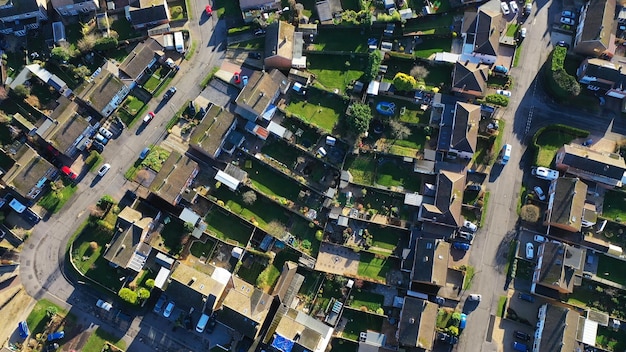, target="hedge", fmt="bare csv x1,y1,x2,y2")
485,94,509,107
545,47,580,99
